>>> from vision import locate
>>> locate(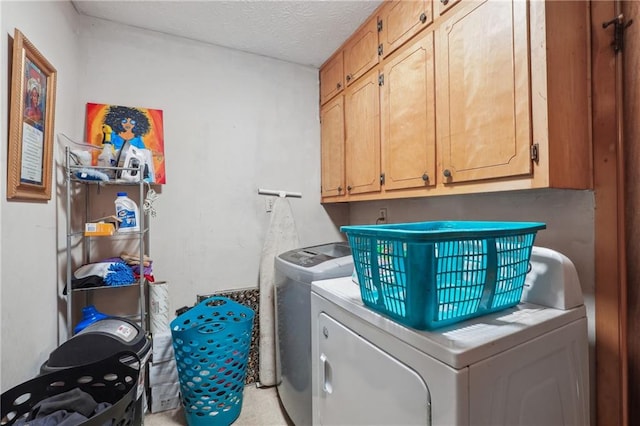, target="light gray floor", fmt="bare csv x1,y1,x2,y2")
144,385,293,426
